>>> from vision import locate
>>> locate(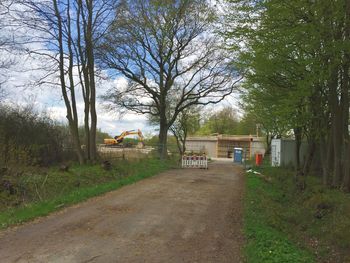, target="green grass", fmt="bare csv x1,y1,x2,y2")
245,172,314,263
0,158,175,229
244,165,350,263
